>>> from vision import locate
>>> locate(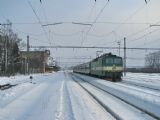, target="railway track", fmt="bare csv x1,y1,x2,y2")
121,80,160,91
71,73,160,120
70,75,120,120
115,82,160,97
